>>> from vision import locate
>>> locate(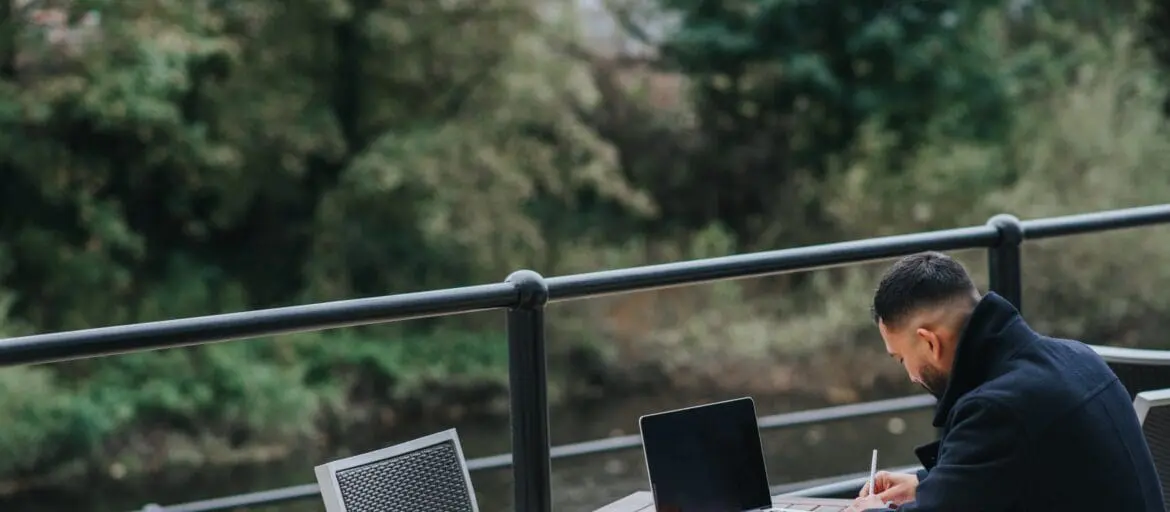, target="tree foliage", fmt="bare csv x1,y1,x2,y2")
0,0,651,330
611,0,1016,246
0,0,649,480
